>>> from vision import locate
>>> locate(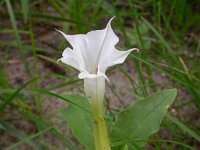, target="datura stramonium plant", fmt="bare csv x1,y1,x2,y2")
57,18,138,150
